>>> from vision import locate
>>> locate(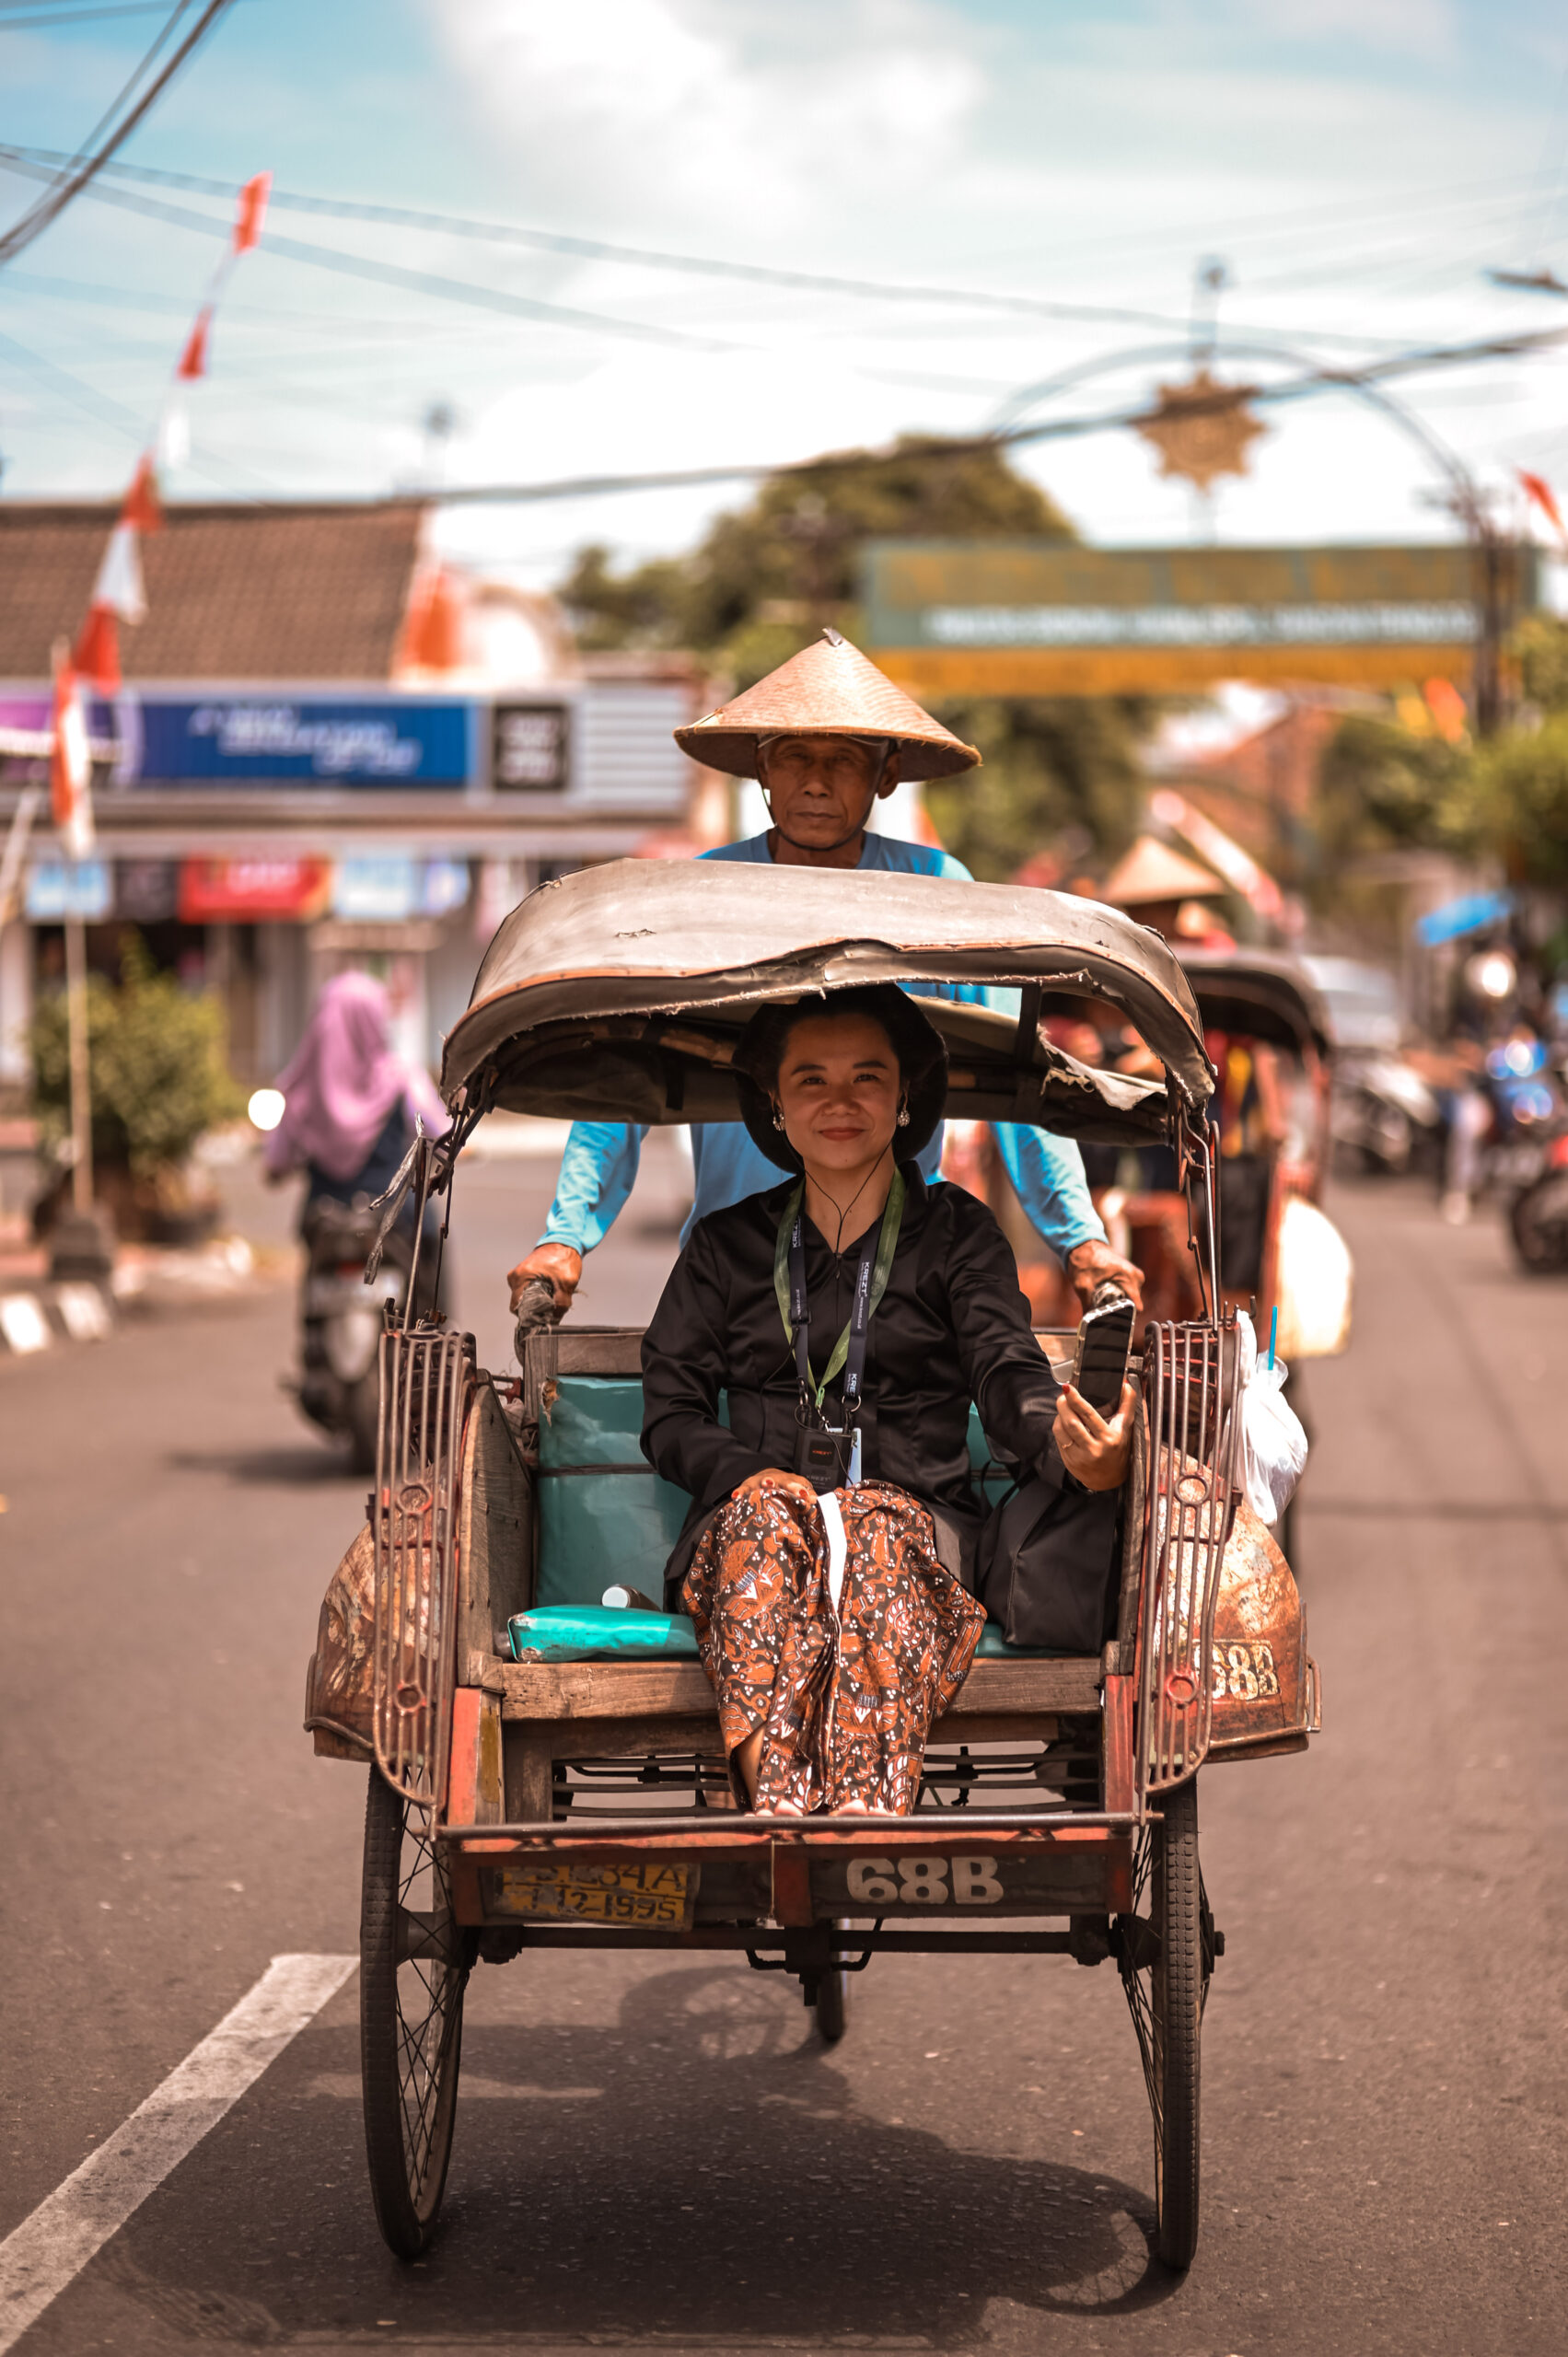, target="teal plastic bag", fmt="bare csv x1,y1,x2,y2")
506,1605,700,1663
